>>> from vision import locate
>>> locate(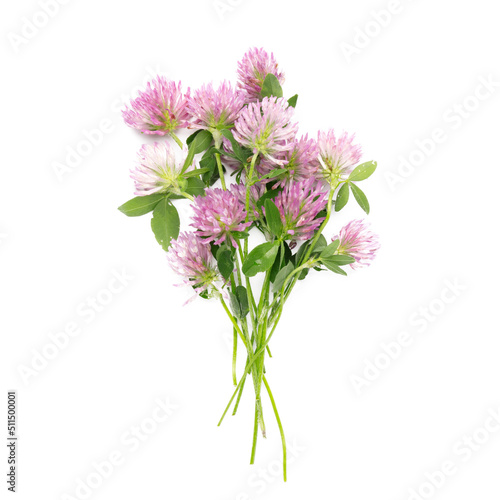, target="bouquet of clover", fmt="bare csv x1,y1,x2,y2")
118,48,380,481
